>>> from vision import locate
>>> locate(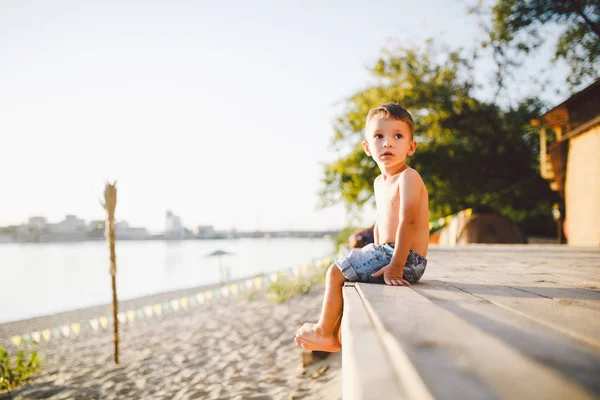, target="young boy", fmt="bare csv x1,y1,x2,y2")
295,103,429,352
